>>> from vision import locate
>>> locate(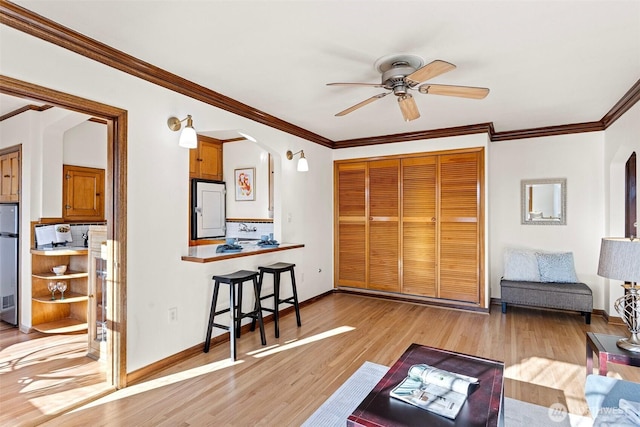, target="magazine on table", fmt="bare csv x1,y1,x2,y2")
390,363,479,419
